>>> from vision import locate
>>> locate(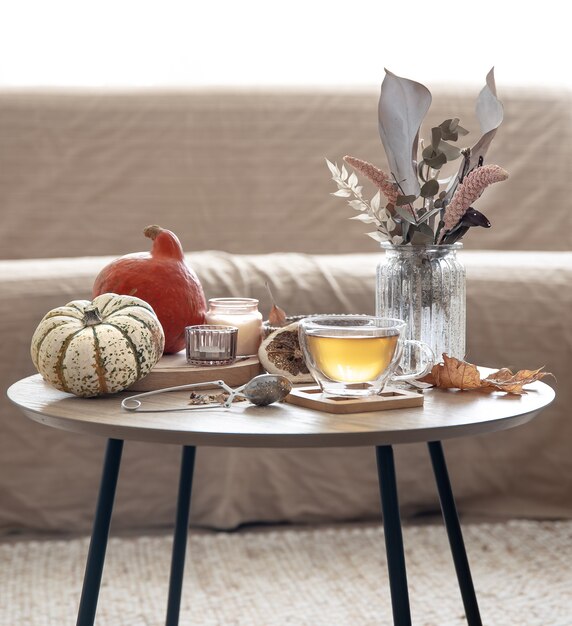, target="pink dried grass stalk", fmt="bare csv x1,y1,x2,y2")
343,155,399,204
439,164,509,241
